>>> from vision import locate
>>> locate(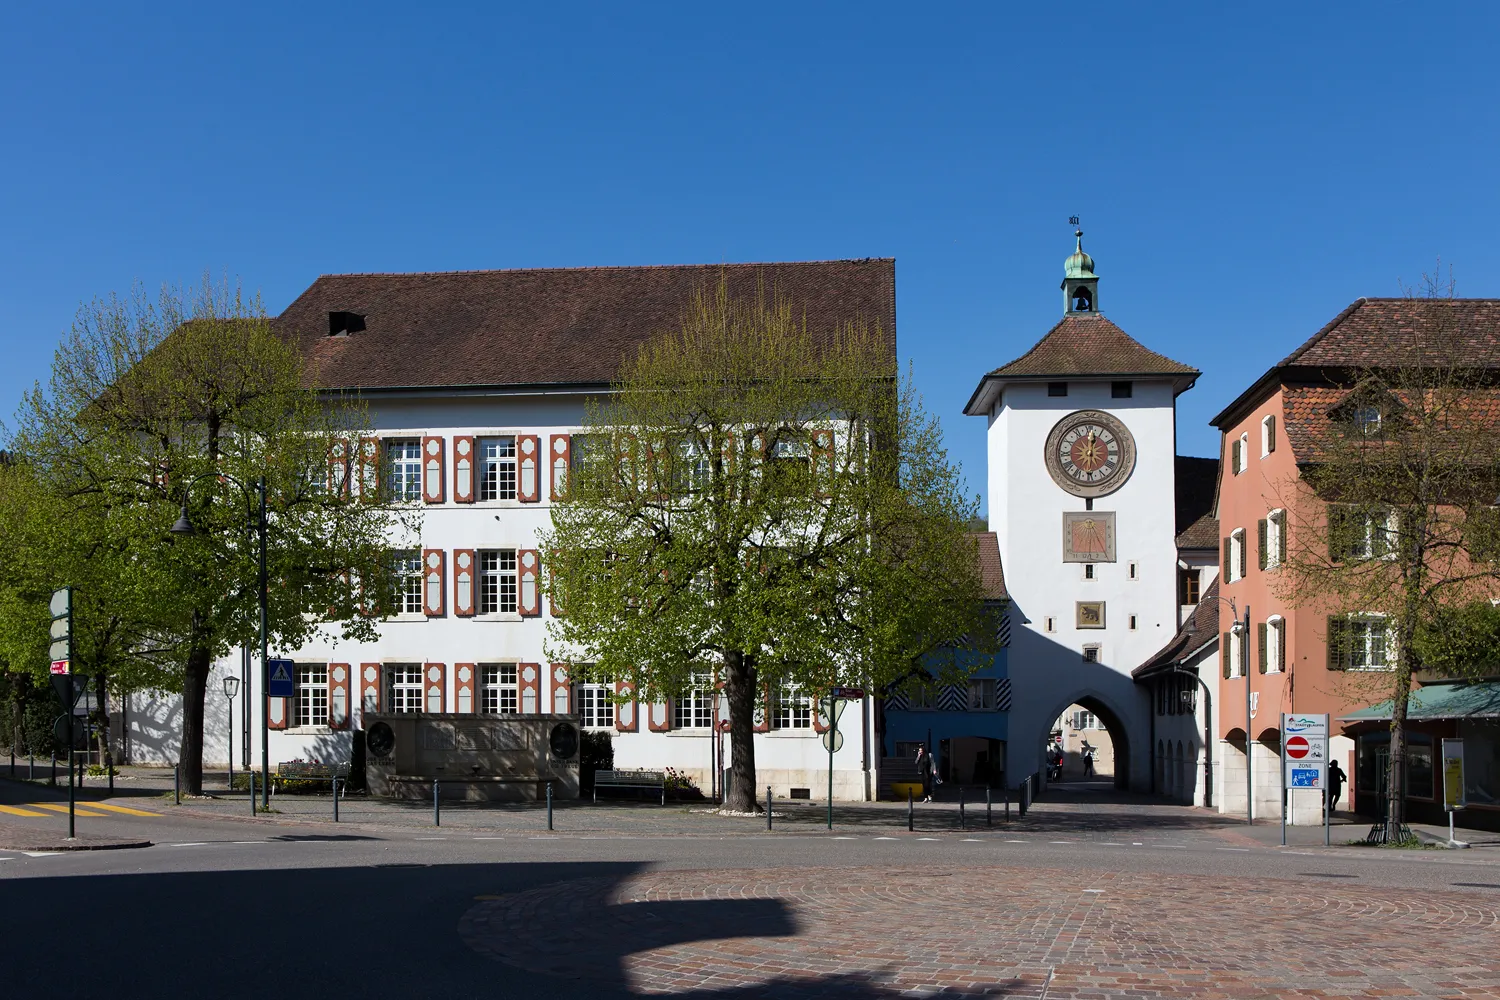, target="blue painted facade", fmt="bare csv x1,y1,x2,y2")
881,643,1010,785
